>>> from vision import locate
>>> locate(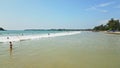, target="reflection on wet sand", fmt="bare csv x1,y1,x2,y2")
10,47,13,56
9,42,13,57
